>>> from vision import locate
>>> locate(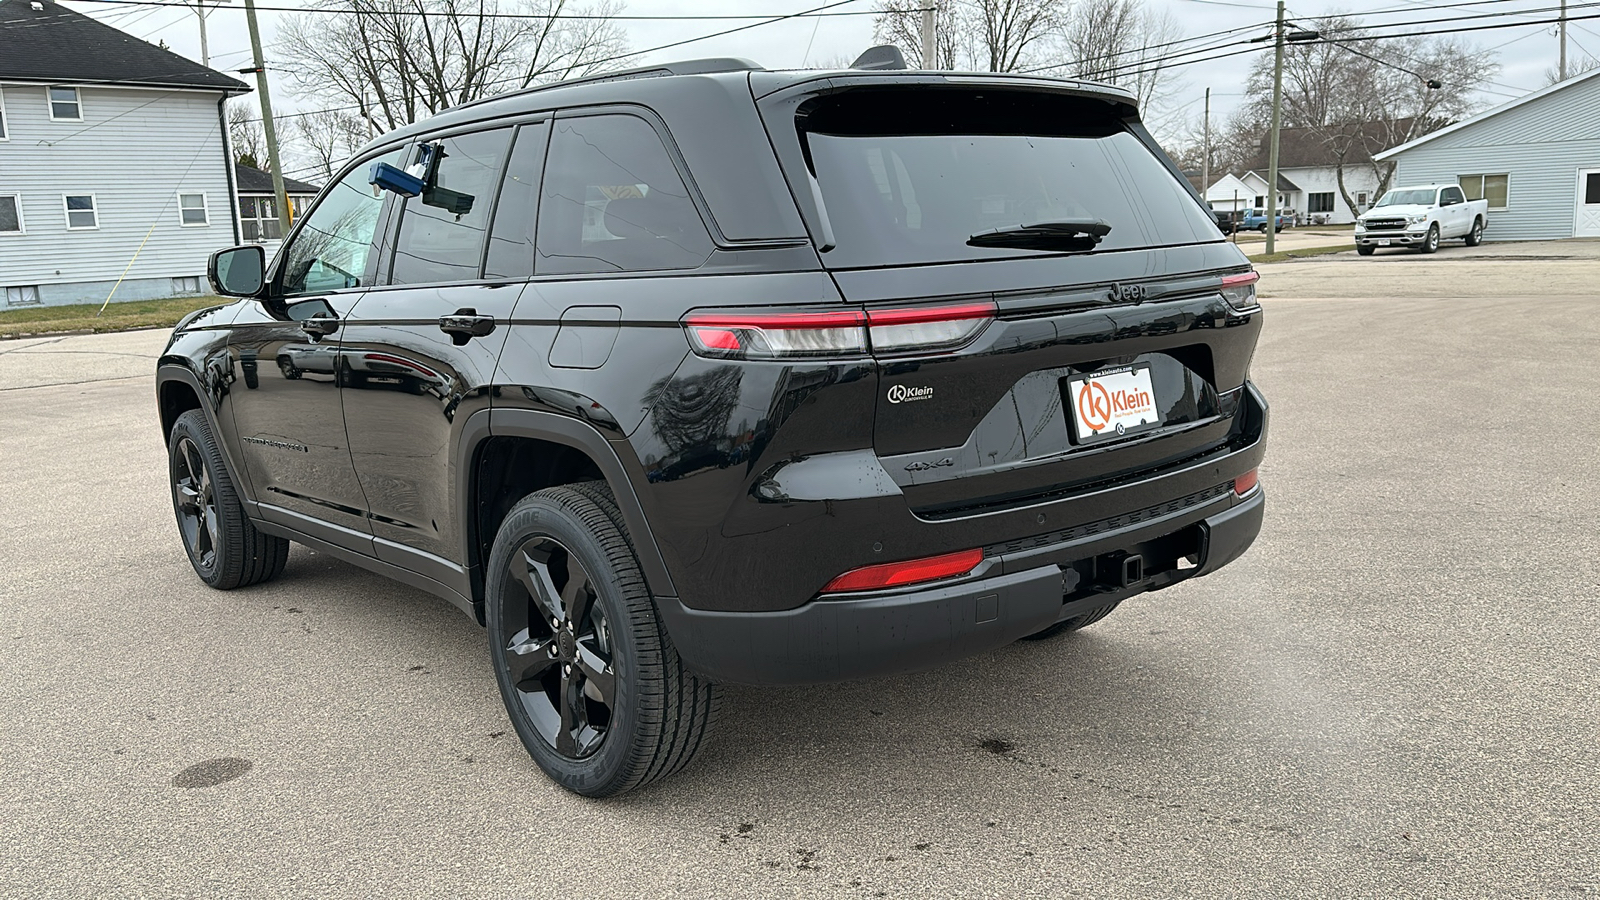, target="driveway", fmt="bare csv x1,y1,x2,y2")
2,266,1598,897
